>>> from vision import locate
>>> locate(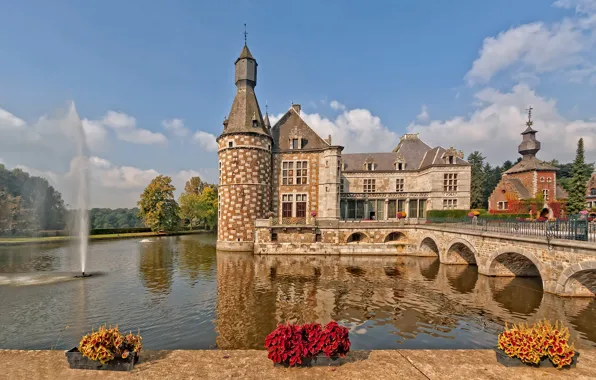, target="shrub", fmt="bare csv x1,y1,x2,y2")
498,320,575,369
396,211,406,219
426,210,469,219
79,325,142,364
265,321,350,367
